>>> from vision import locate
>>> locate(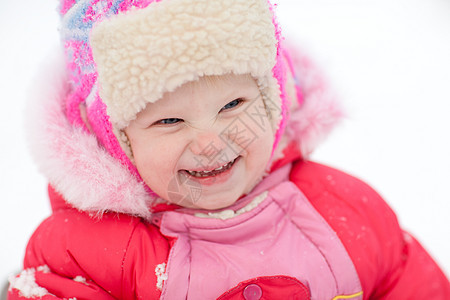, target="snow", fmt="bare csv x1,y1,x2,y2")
73,276,87,284
155,263,168,291
8,267,49,298
36,266,50,274
0,0,448,285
